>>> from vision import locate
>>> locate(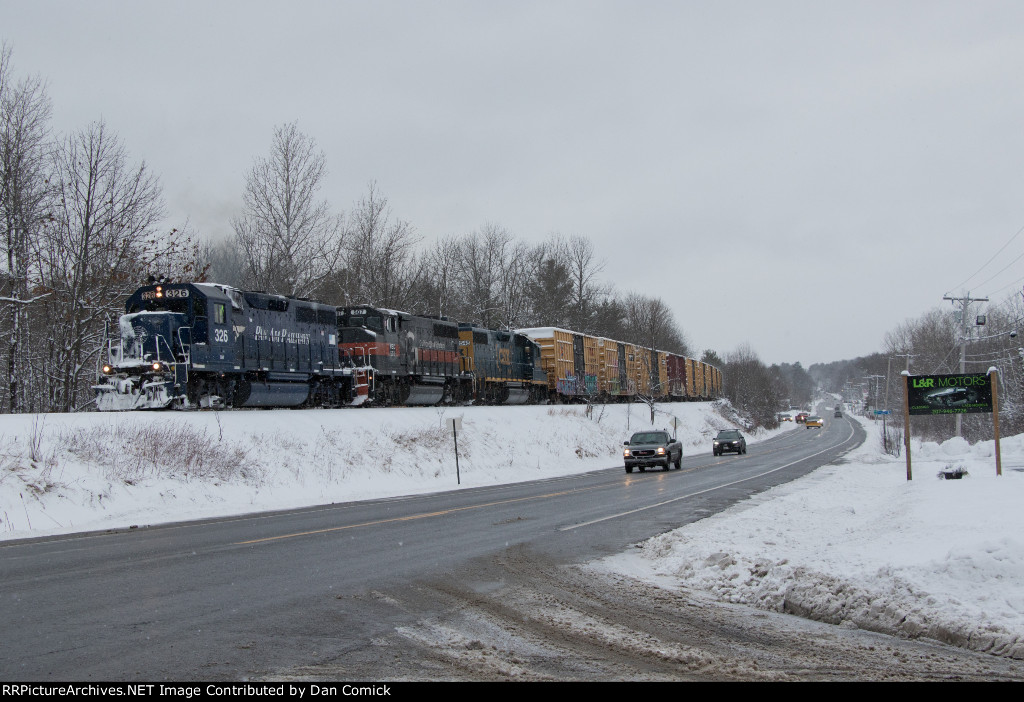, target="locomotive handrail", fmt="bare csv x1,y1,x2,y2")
176,327,192,363
156,334,176,364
